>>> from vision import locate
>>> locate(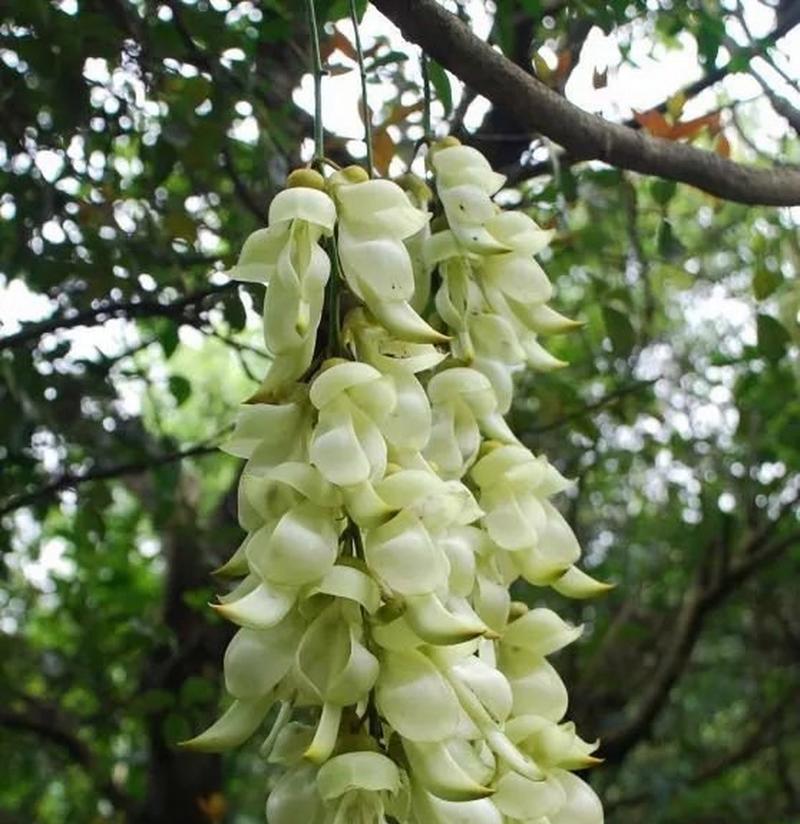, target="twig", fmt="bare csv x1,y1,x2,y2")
350,0,374,175
527,379,656,435
306,0,324,162
421,49,432,140
0,437,228,518
0,282,236,353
